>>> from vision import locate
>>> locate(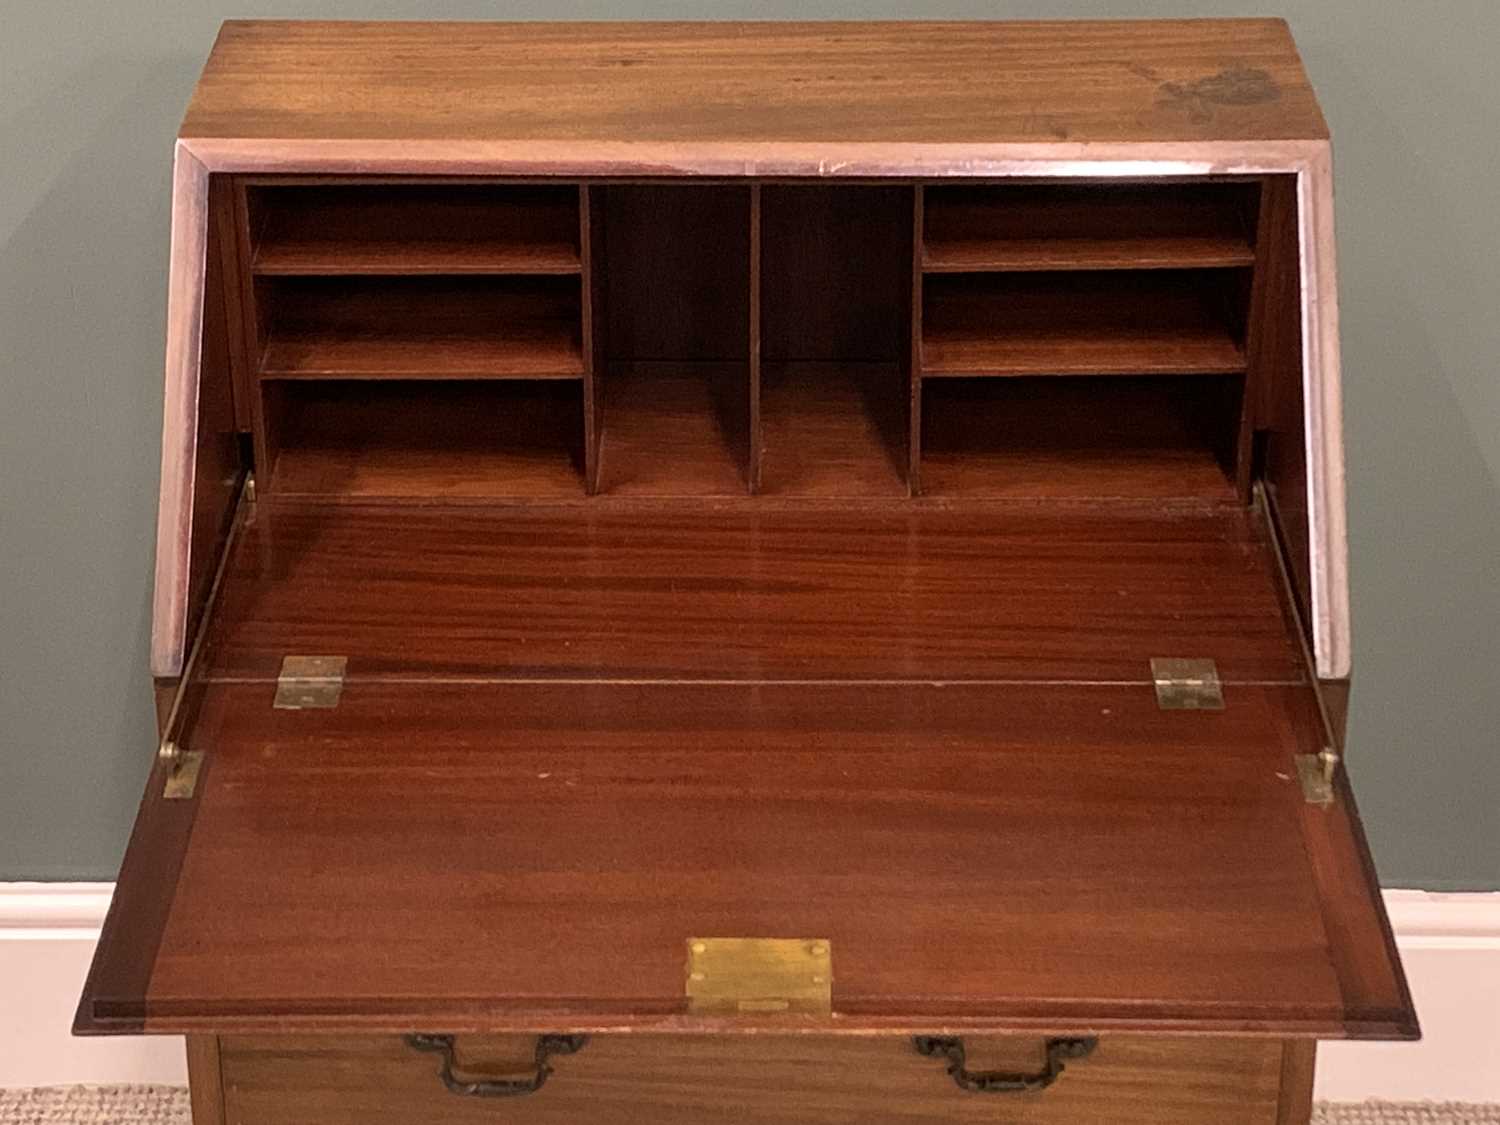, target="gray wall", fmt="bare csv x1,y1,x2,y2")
2,1,1496,888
